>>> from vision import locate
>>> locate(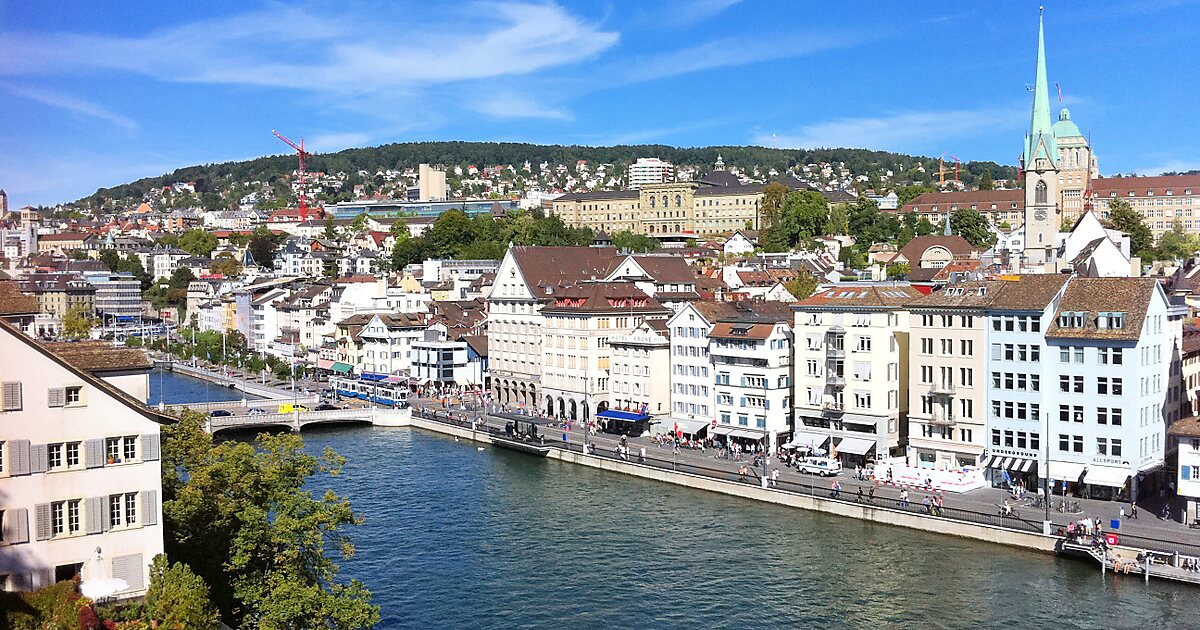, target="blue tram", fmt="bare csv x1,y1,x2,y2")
330,375,410,407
